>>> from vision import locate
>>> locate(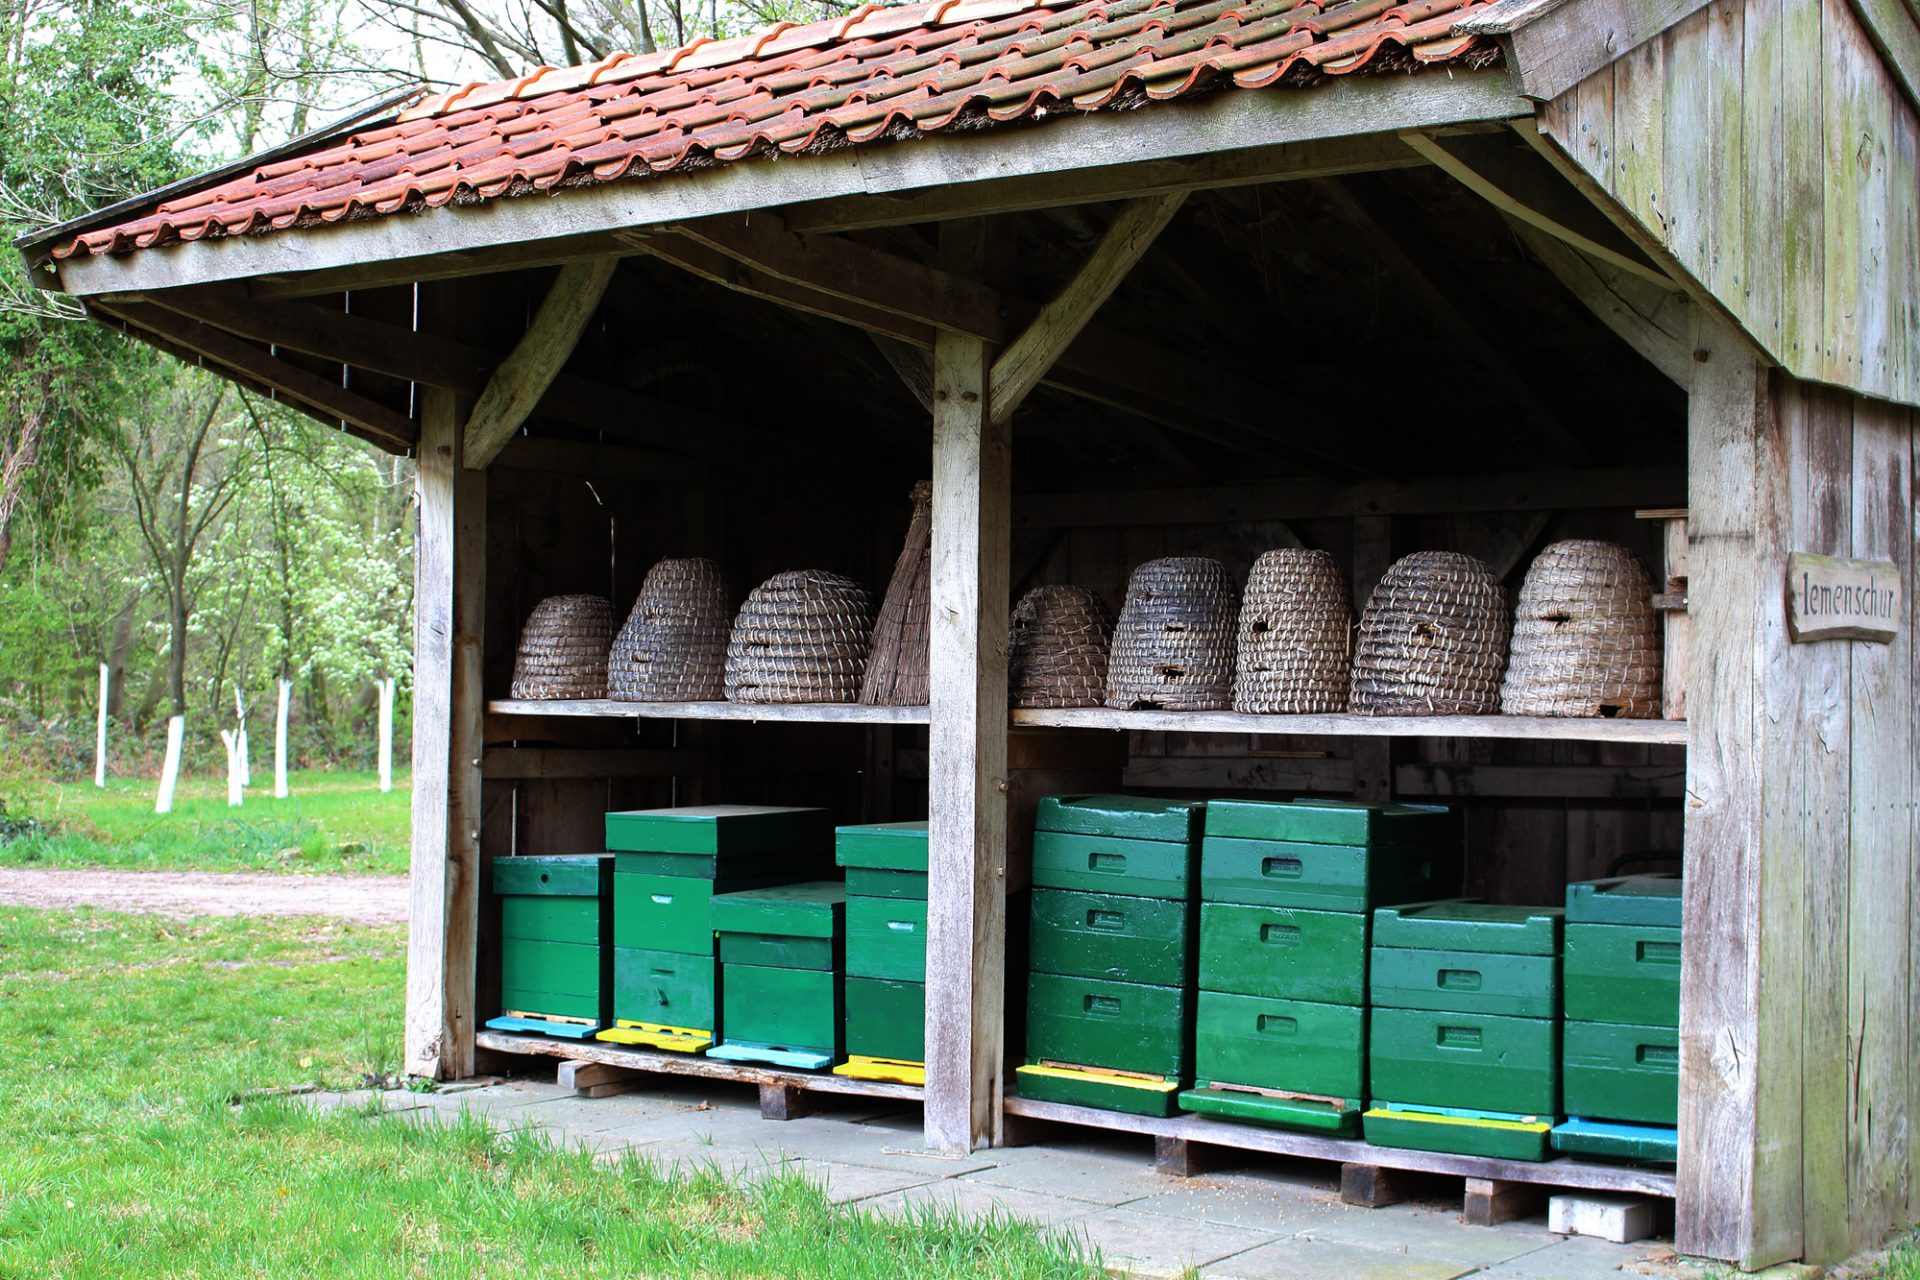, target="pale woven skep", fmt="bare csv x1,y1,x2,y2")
1104,557,1239,711
1500,540,1662,718
1009,585,1115,709
1233,548,1353,714
725,570,875,704
1349,551,1510,716
510,594,614,700
608,558,732,702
